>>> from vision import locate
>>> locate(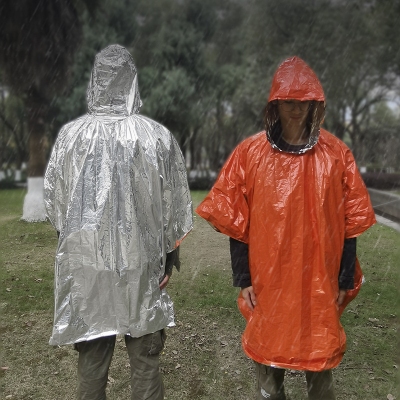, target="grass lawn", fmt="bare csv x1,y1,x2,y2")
0,189,399,399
